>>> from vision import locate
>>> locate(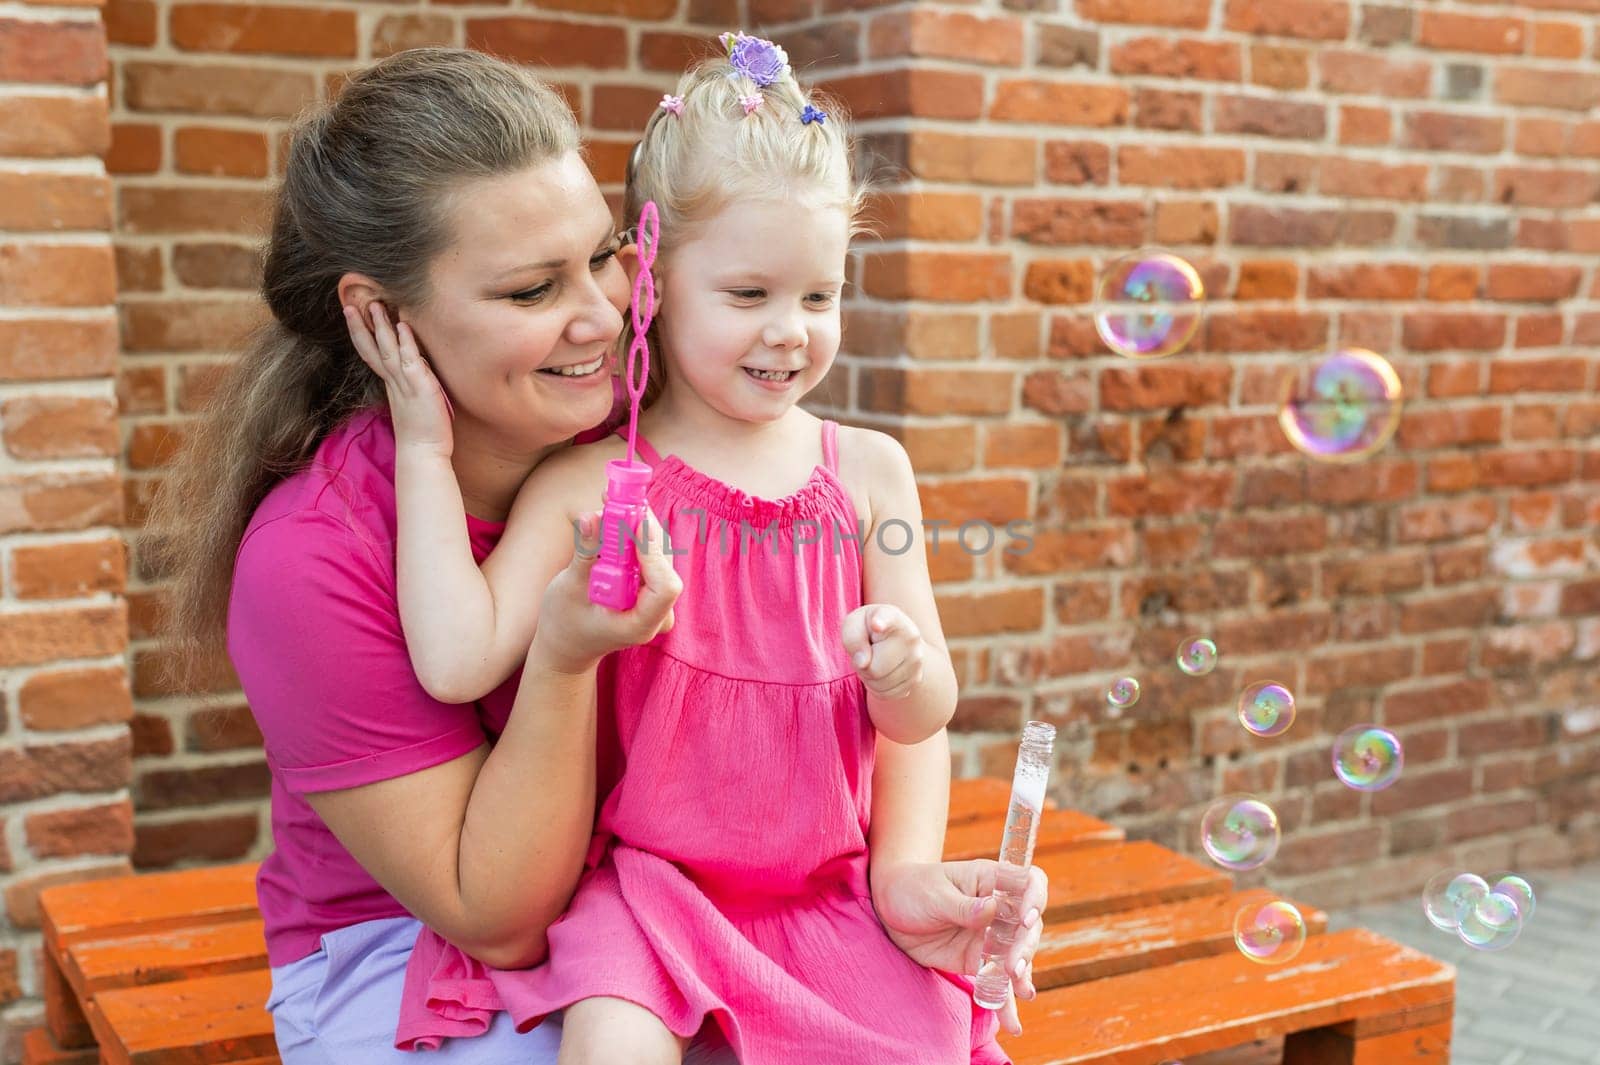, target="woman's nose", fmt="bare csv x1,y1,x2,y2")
567,270,626,347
